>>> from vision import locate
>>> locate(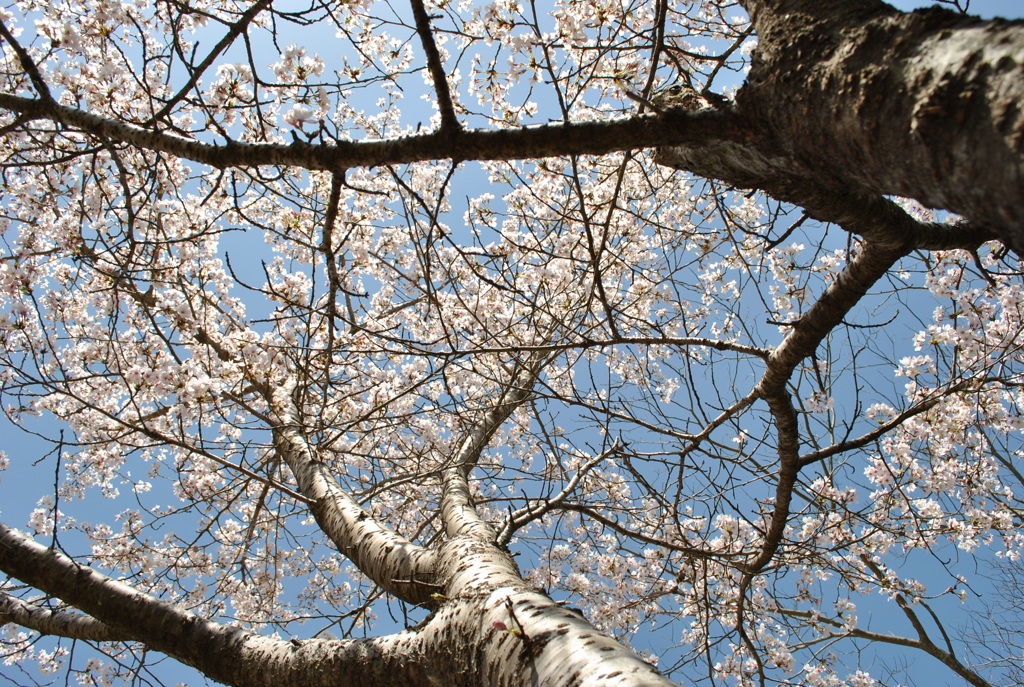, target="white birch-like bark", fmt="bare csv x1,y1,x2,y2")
270,378,439,607
0,351,681,686
2,2,1018,685
1,493,678,687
